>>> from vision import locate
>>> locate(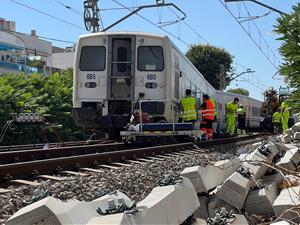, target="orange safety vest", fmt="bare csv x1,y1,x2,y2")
201,99,215,120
